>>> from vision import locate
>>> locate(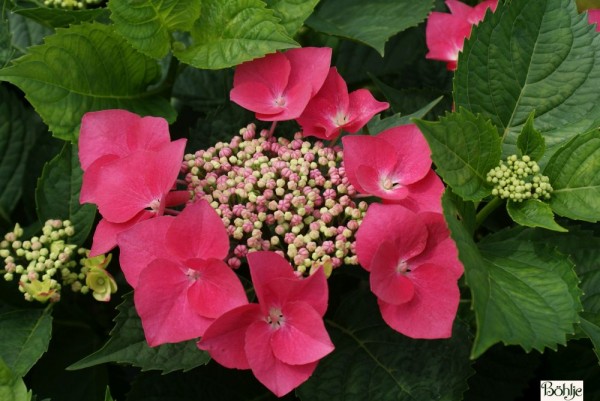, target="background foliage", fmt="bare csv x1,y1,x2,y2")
0,0,599,400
